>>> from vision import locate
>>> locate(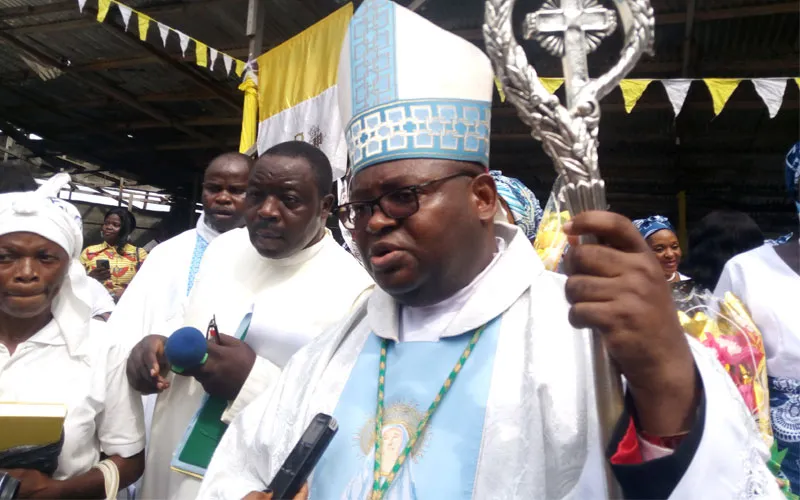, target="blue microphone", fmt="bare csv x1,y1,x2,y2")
164,327,208,374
